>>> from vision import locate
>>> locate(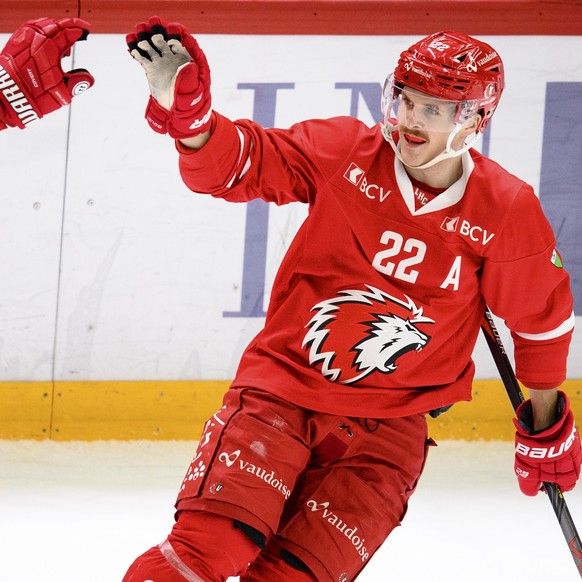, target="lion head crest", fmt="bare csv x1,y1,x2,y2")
302,285,434,384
